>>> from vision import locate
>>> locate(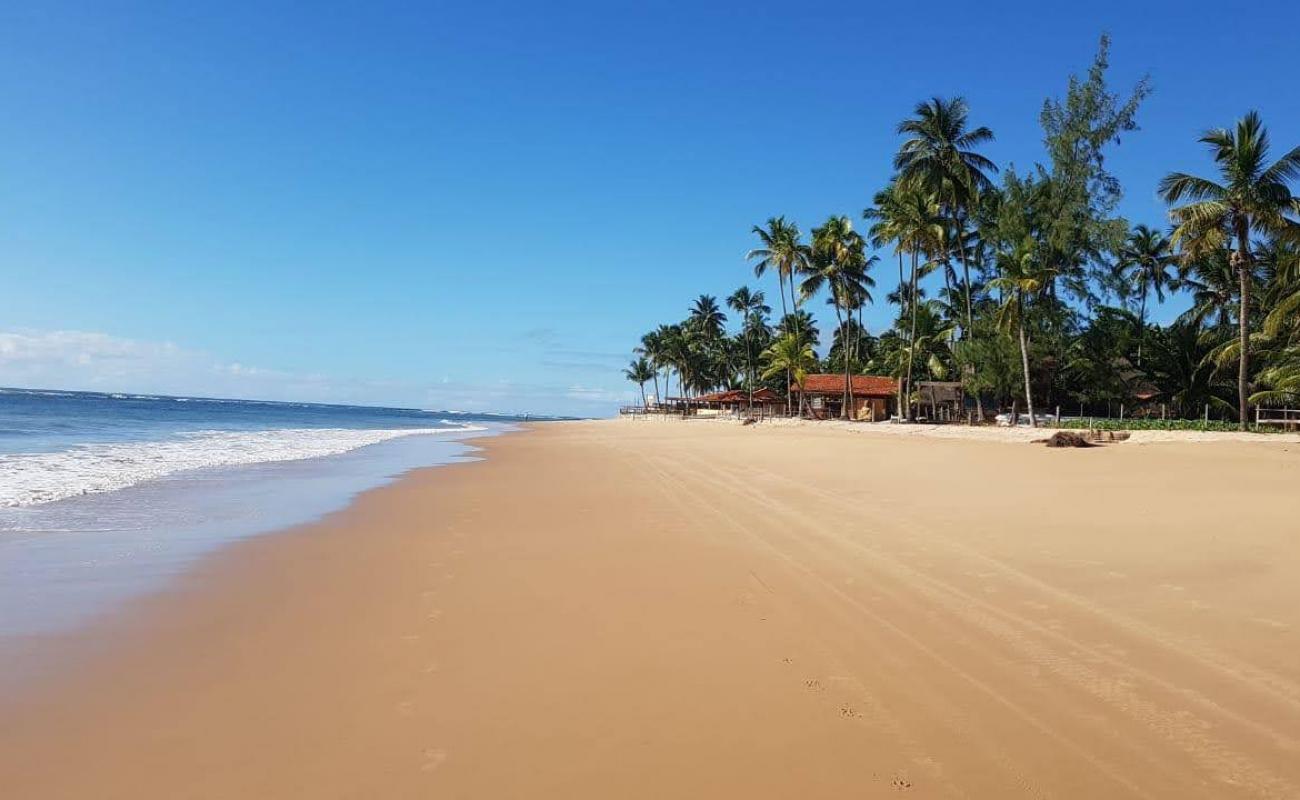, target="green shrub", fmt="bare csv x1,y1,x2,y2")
1050,418,1282,433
